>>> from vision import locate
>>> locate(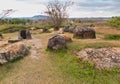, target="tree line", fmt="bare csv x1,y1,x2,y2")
0,18,31,25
